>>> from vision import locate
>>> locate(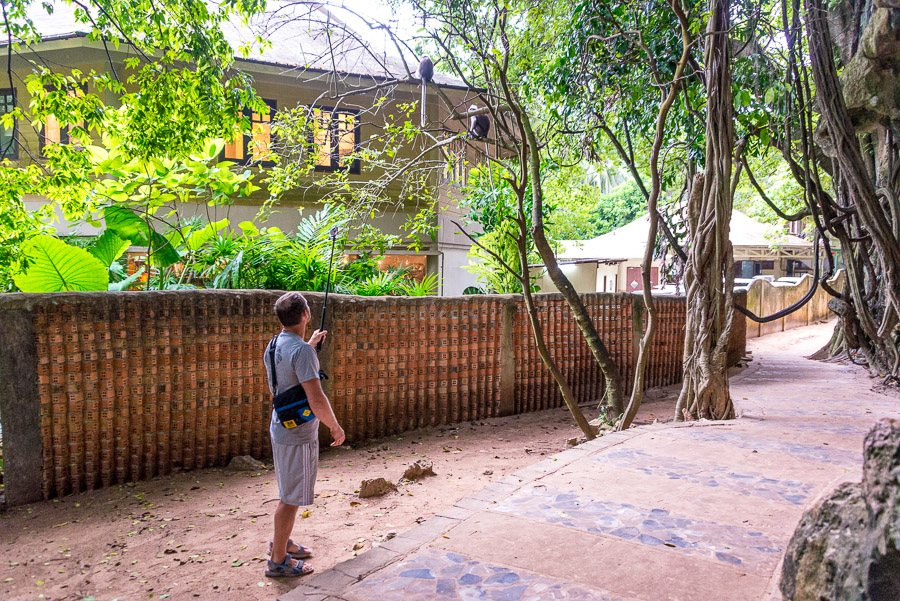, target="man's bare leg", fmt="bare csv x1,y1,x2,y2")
272,501,300,564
